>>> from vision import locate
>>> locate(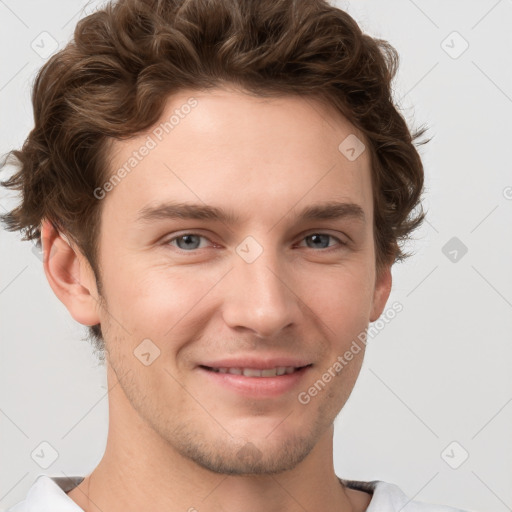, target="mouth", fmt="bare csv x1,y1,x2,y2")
197,364,313,398
200,364,312,377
